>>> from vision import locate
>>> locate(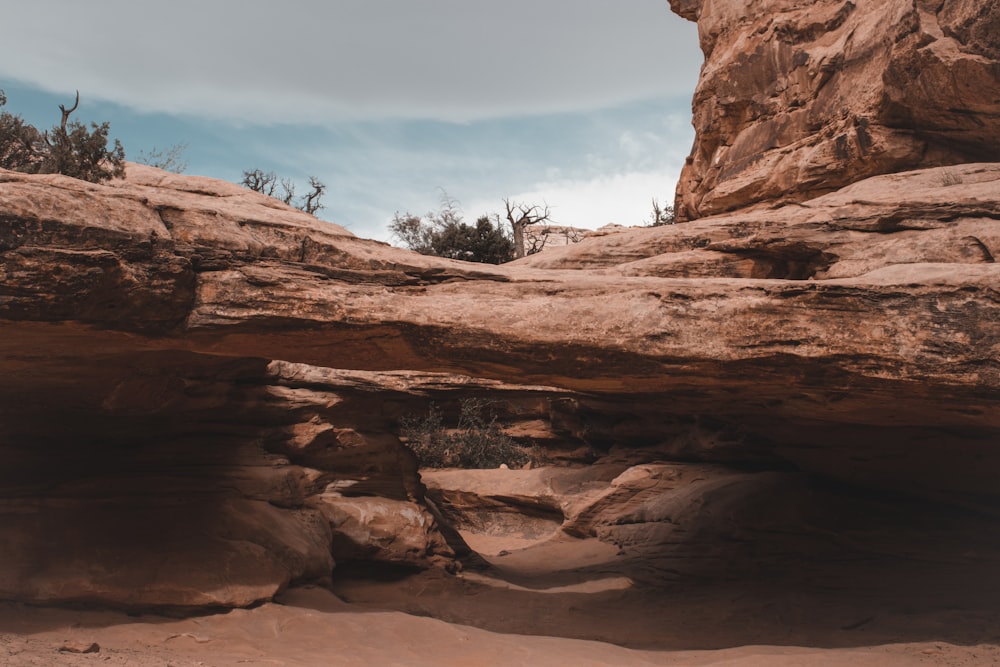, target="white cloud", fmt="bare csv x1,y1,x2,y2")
347,102,694,240
465,168,681,231
0,0,701,125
